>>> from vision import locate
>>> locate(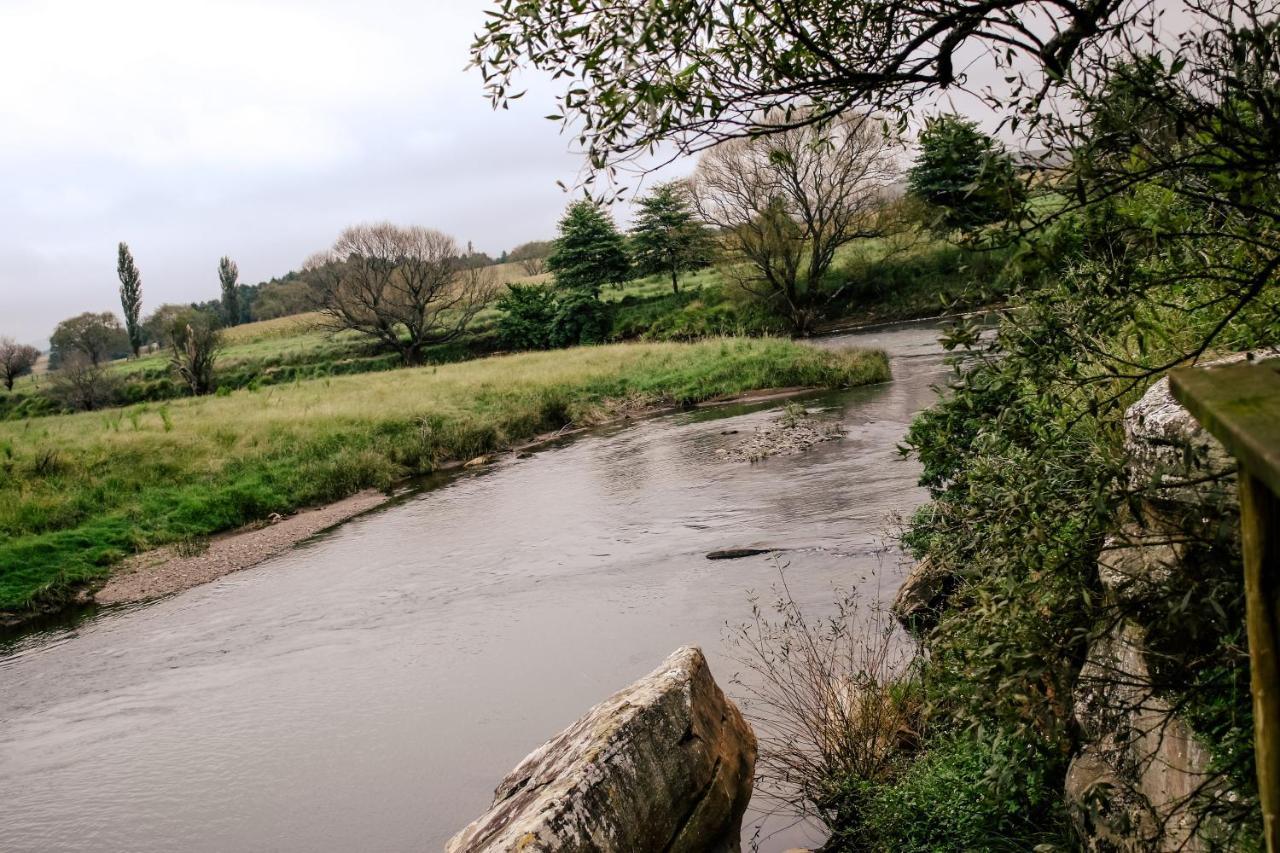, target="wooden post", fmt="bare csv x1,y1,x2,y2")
1242,472,1280,849
1170,359,1280,852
